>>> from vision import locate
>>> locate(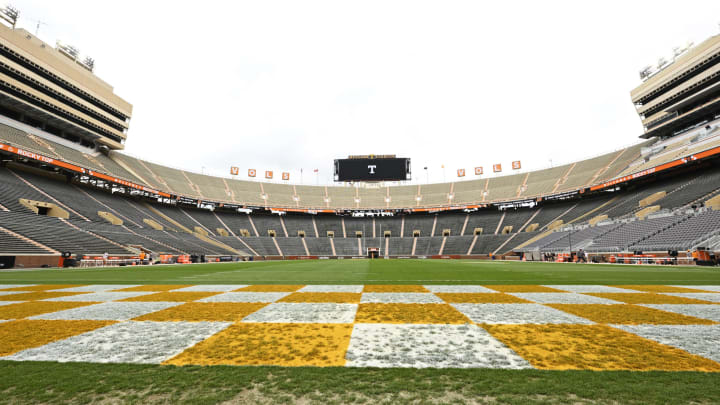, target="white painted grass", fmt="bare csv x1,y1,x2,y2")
641,304,720,322
423,285,496,293
670,286,720,292
242,303,357,323
613,324,720,363
30,302,182,321
197,292,290,303
42,292,155,302
507,293,621,304
298,285,364,293
543,285,641,293
345,323,532,369
0,291,25,297
661,293,720,303
48,285,141,293
360,293,444,304
0,301,22,307
3,321,230,364
452,303,593,324
170,285,248,292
